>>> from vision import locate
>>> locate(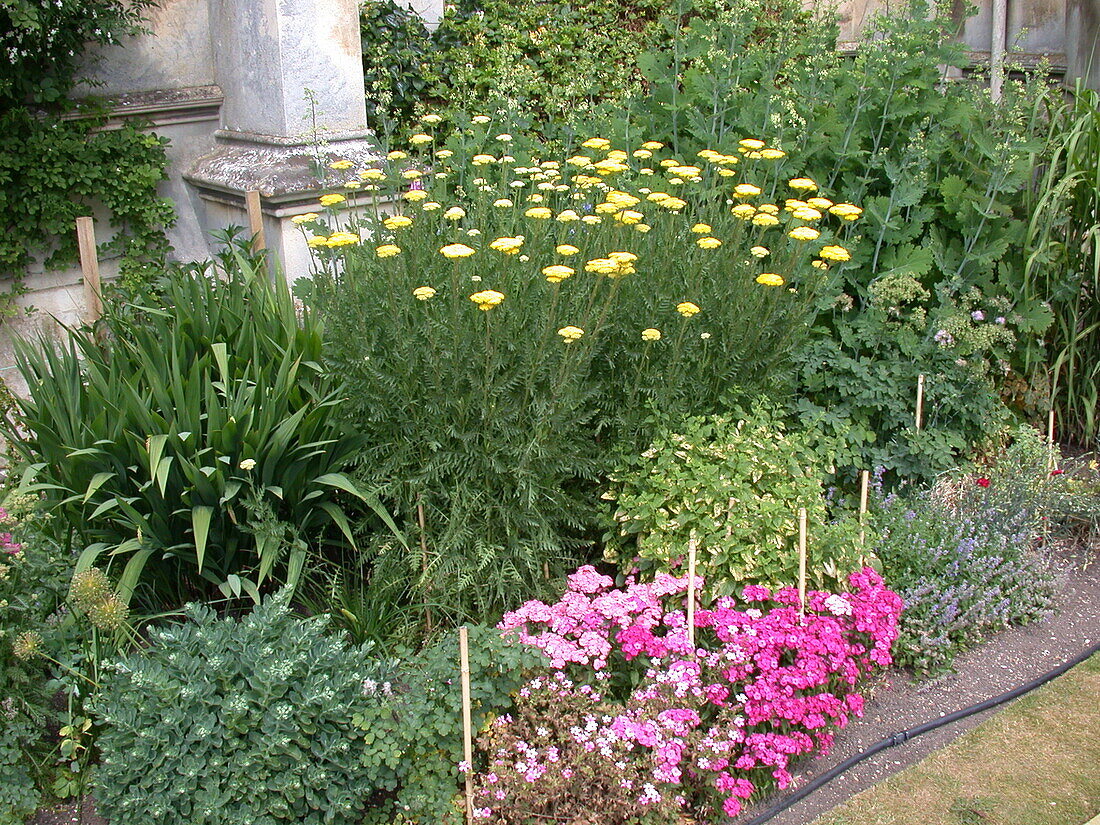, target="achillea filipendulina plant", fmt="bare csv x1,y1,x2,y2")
478,564,901,821
302,127,865,624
